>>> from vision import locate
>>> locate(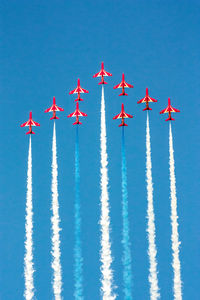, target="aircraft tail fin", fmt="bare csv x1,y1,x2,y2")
73,121,82,125
119,123,128,127
119,92,128,96
166,117,175,121
143,107,152,111
50,116,59,120
99,81,108,85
